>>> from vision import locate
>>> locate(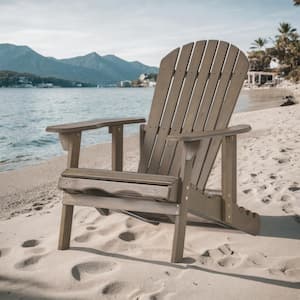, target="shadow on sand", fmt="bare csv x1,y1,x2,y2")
69,246,300,290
